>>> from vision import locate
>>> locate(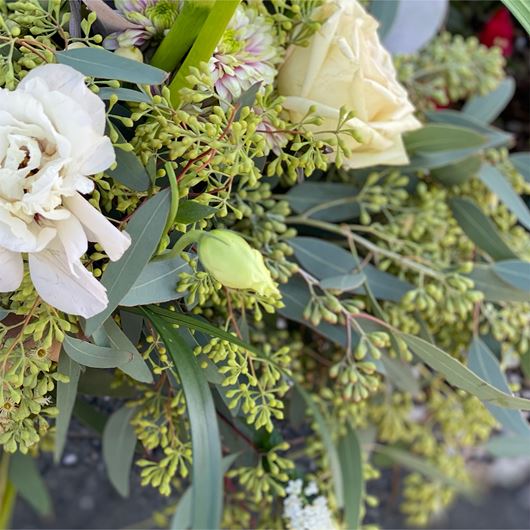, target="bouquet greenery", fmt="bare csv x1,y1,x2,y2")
0,0,529,528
